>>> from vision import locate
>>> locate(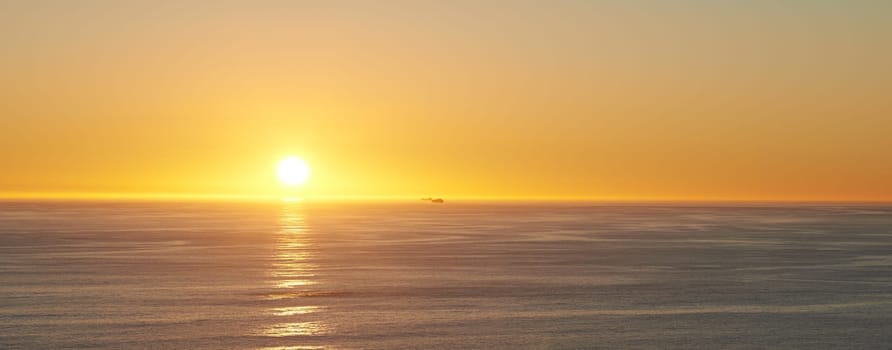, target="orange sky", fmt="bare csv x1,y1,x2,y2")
2,1,891,201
